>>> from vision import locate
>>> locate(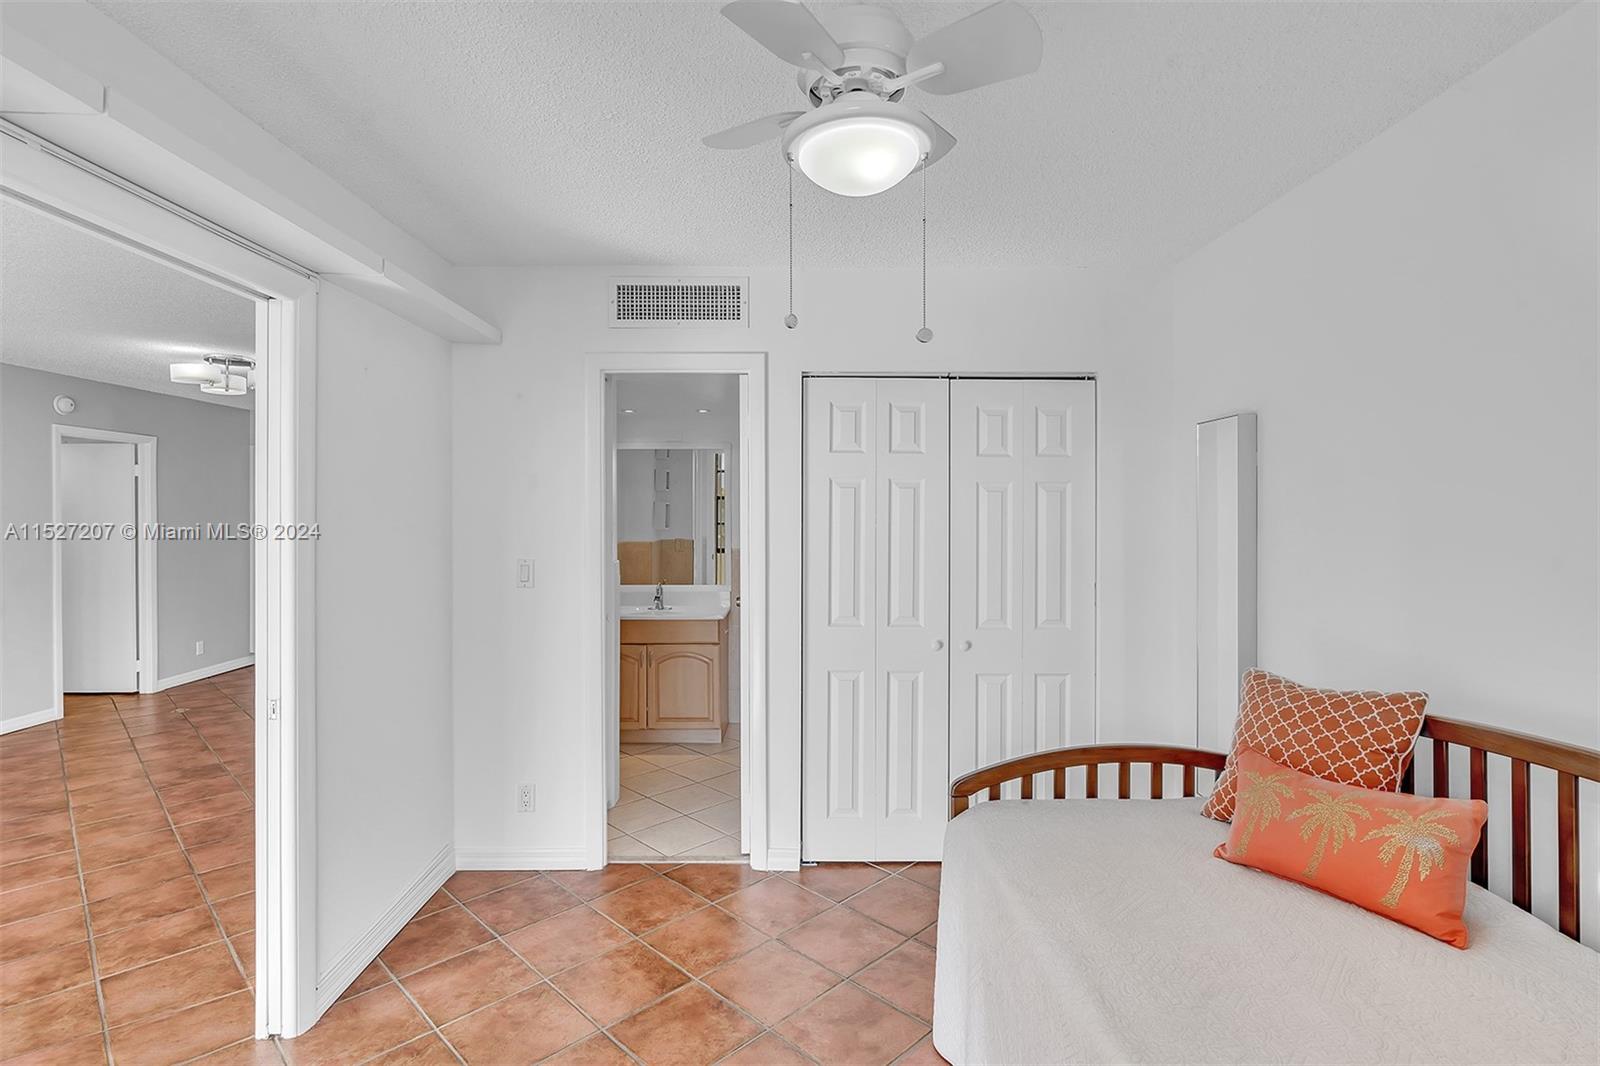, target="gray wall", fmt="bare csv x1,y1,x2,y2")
1,364,252,722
